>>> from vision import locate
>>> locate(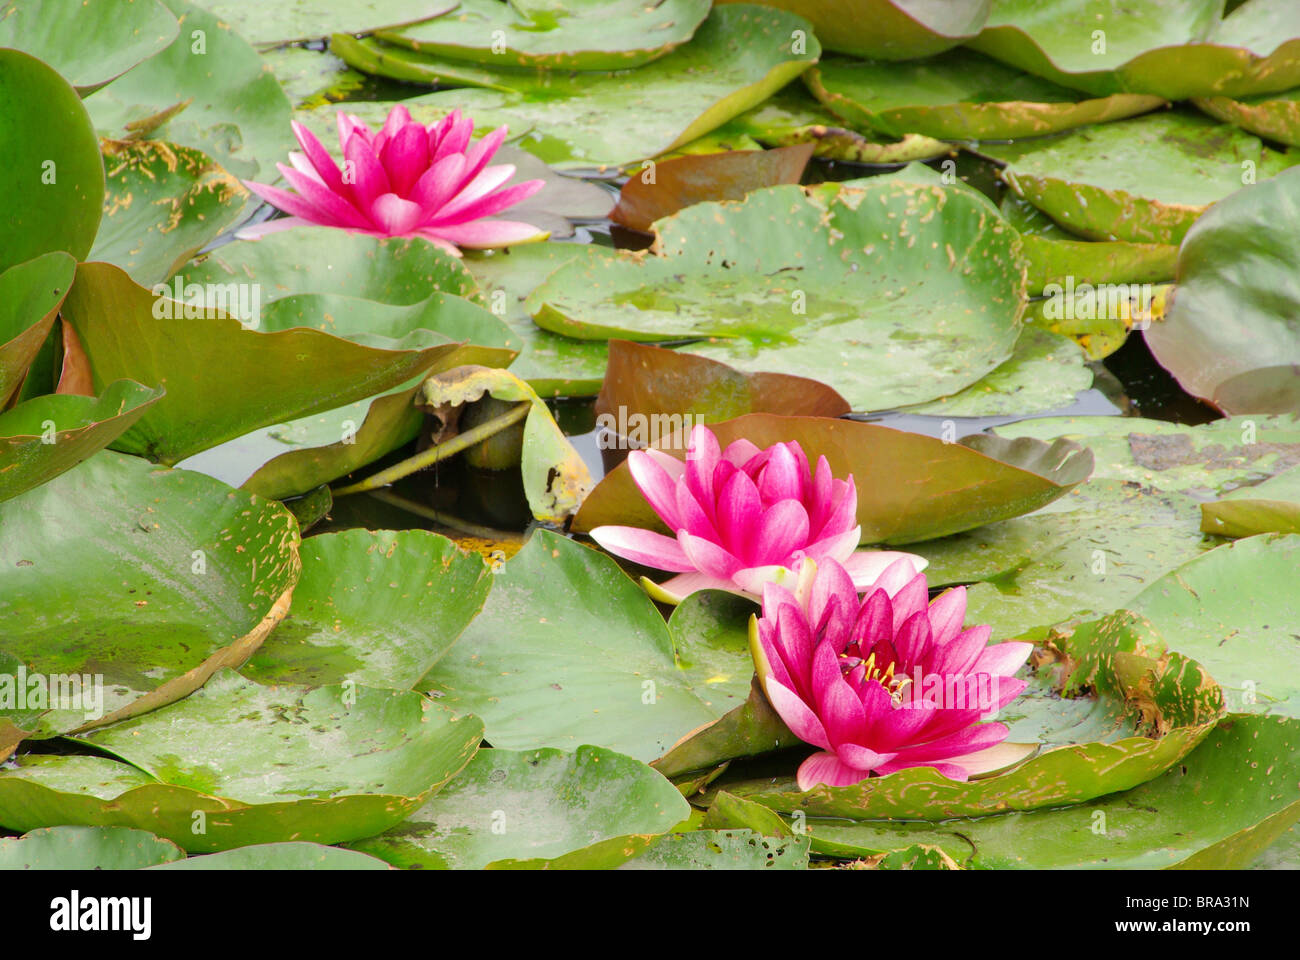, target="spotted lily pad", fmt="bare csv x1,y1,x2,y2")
970,0,1300,100
90,139,250,287
422,531,751,762
241,529,492,690
528,179,1027,412
349,745,690,869
1144,166,1300,414
806,50,1163,140
334,5,821,169
0,825,183,870
0,452,299,754
983,110,1297,246
378,0,712,71
1195,87,1300,147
